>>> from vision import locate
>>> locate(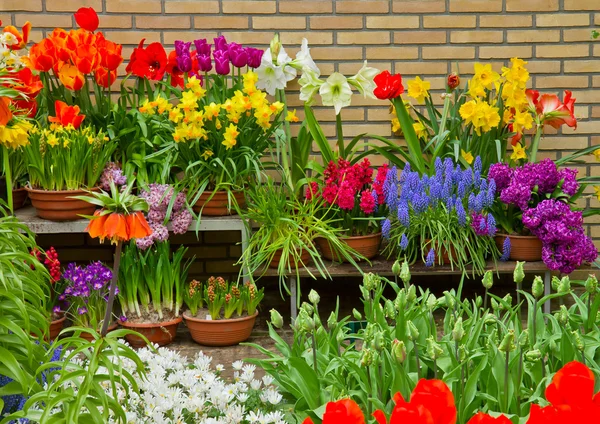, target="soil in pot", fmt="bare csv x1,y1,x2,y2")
49,314,67,341
495,234,543,262
183,308,258,347
120,309,182,348
318,232,382,262
192,190,246,216
79,322,118,342
269,248,311,269
26,187,99,221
